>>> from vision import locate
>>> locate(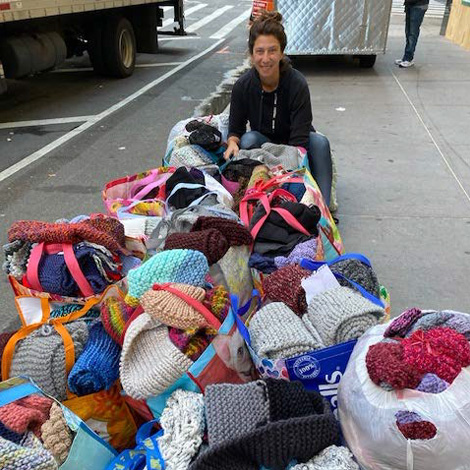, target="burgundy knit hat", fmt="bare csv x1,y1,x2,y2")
164,229,229,265
191,217,253,246
262,264,310,316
